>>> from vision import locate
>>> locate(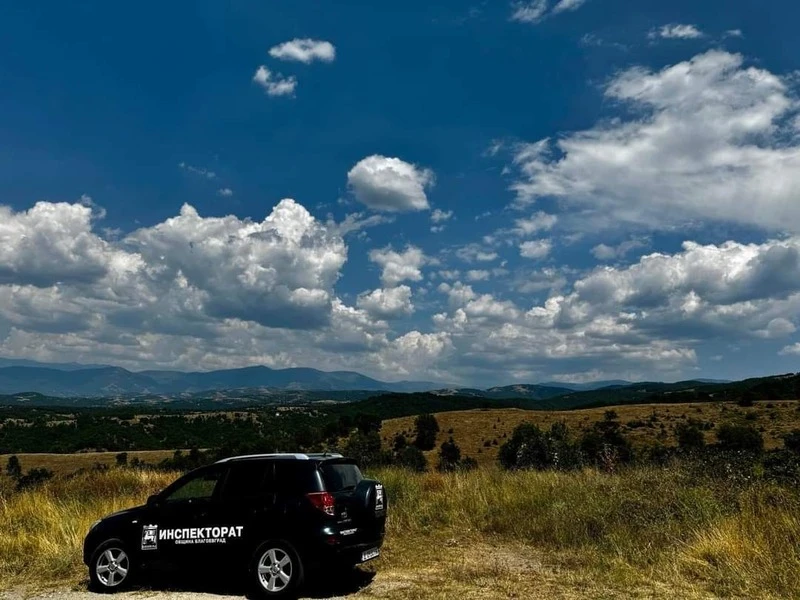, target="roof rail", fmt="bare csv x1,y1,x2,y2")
215,452,344,463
